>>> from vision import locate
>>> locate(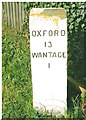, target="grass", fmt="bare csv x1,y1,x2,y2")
2,23,86,119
